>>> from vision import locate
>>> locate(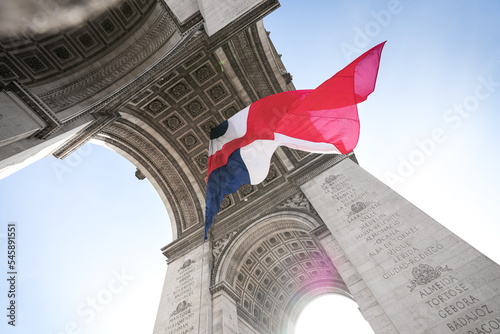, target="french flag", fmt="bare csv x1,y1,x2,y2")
205,42,385,239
